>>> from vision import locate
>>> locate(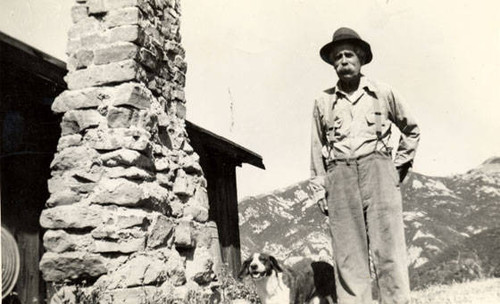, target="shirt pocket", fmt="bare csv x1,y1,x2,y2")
328,115,346,141
365,111,388,134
